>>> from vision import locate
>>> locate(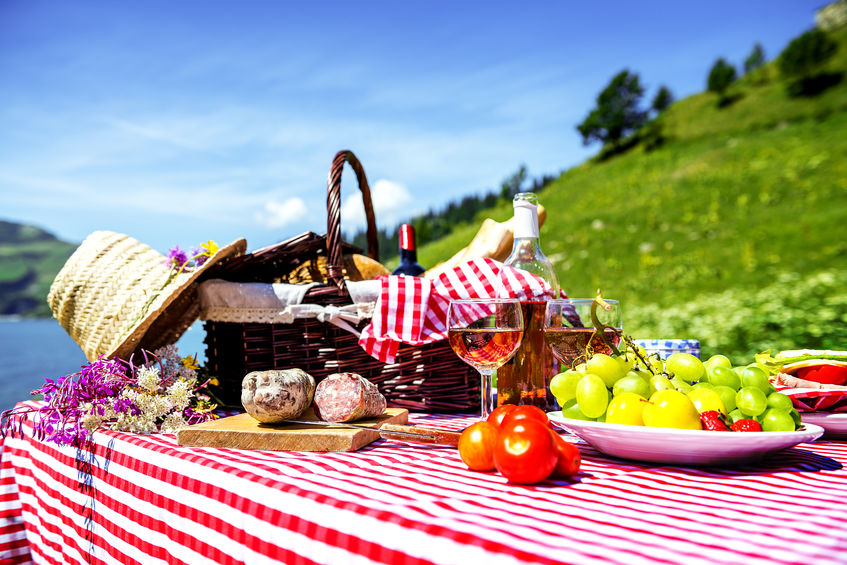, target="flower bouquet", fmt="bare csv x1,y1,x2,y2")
1,345,217,447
